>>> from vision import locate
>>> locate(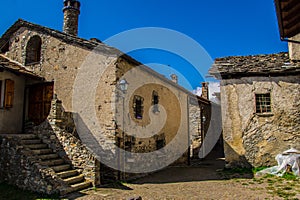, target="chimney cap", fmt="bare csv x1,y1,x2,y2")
63,0,80,12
